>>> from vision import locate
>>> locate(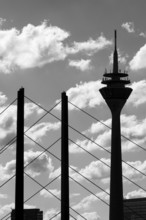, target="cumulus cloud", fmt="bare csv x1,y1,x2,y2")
49,165,78,180
0,21,112,74
70,158,146,185
67,34,112,55
128,80,146,106
66,80,103,110
69,134,111,153
0,21,70,73
70,159,110,183
55,80,104,111
0,92,7,106
0,100,49,149
0,150,54,181
49,166,61,179
0,203,35,217
121,22,135,33
70,113,146,154
123,160,146,182
77,212,100,220
0,18,6,27
129,44,146,70
56,78,146,112
26,121,60,142
44,209,60,220
109,49,129,65
139,32,146,38
24,150,54,177
69,59,93,71
0,93,60,149
73,190,109,211
24,102,44,118
0,193,8,199
125,189,146,199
